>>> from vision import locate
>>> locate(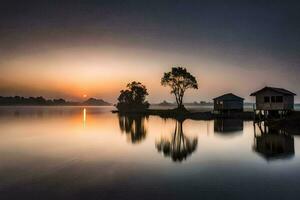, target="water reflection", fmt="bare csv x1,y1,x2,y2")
1,107,300,199
253,123,295,161
118,114,148,144
156,120,198,162
0,106,112,118
83,108,86,128
214,119,243,135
